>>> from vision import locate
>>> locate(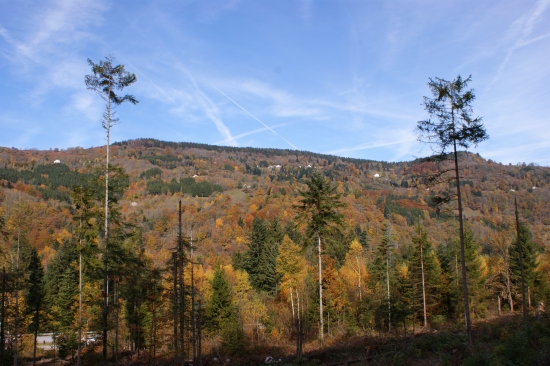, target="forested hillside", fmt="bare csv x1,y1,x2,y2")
0,138,549,365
